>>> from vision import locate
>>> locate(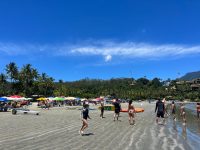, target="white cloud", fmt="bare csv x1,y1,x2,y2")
0,42,49,56
1,41,200,62
68,41,200,59
104,54,112,62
